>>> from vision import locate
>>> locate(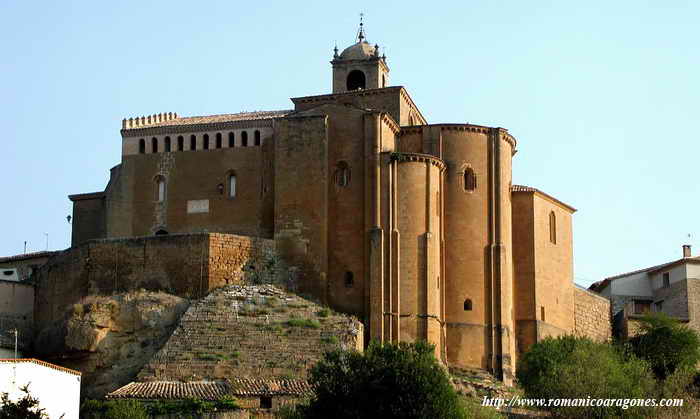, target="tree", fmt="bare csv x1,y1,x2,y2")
0,384,47,419
298,340,466,419
628,312,700,380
